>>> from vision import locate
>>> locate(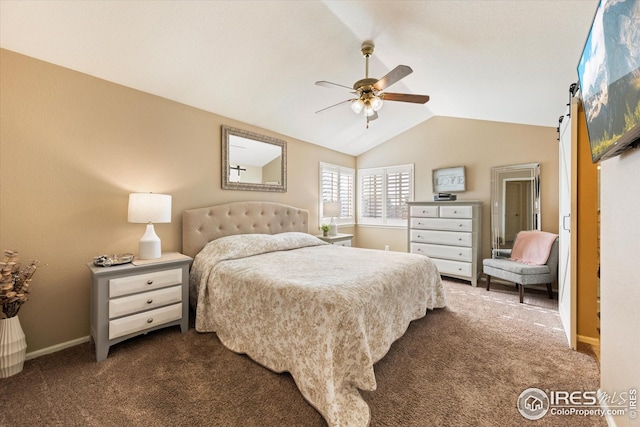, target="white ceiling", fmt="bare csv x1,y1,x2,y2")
0,0,598,156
